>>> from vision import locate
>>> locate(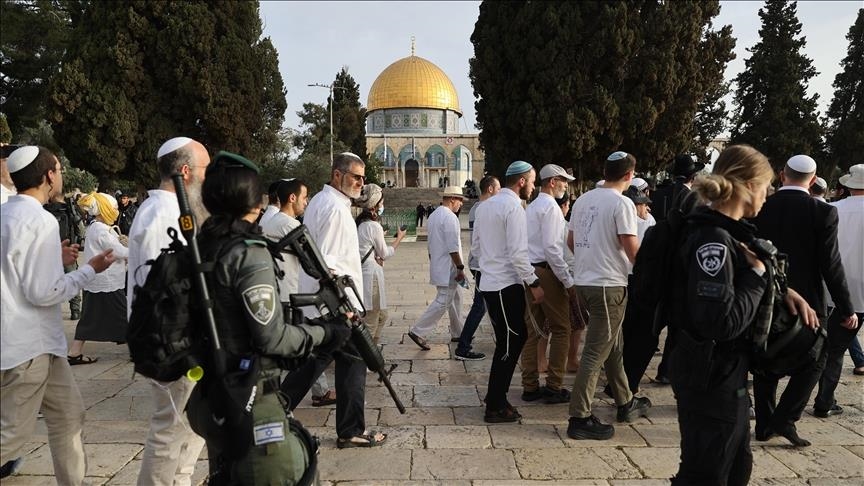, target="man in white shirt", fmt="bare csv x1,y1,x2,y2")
521,164,577,404
810,176,828,202
259,180,281,227
814,164,864,417
473,160,544,423
1,146,115,483
1,144,18,205
127,137,210,486
566,151,652,441
281,152,387,448
454,175,501,361
407,186,466,350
